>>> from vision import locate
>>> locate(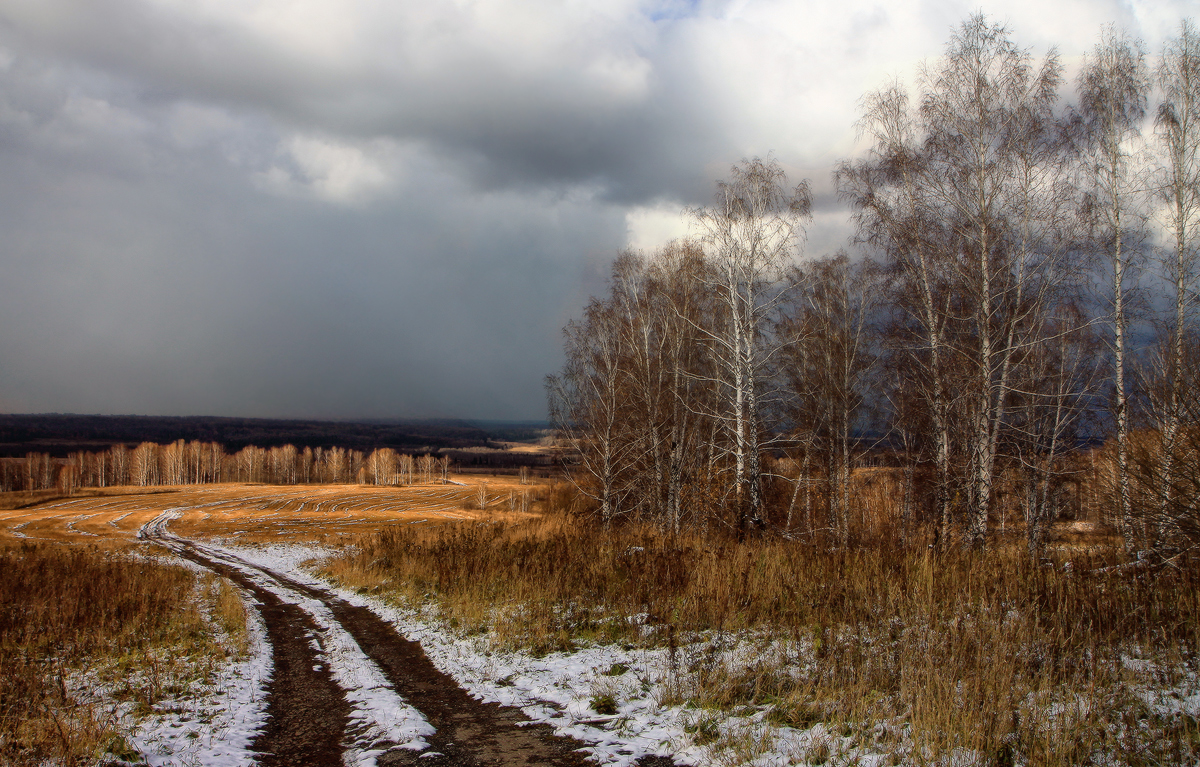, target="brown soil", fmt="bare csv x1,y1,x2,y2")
151,529,671,767
167,542,351,766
